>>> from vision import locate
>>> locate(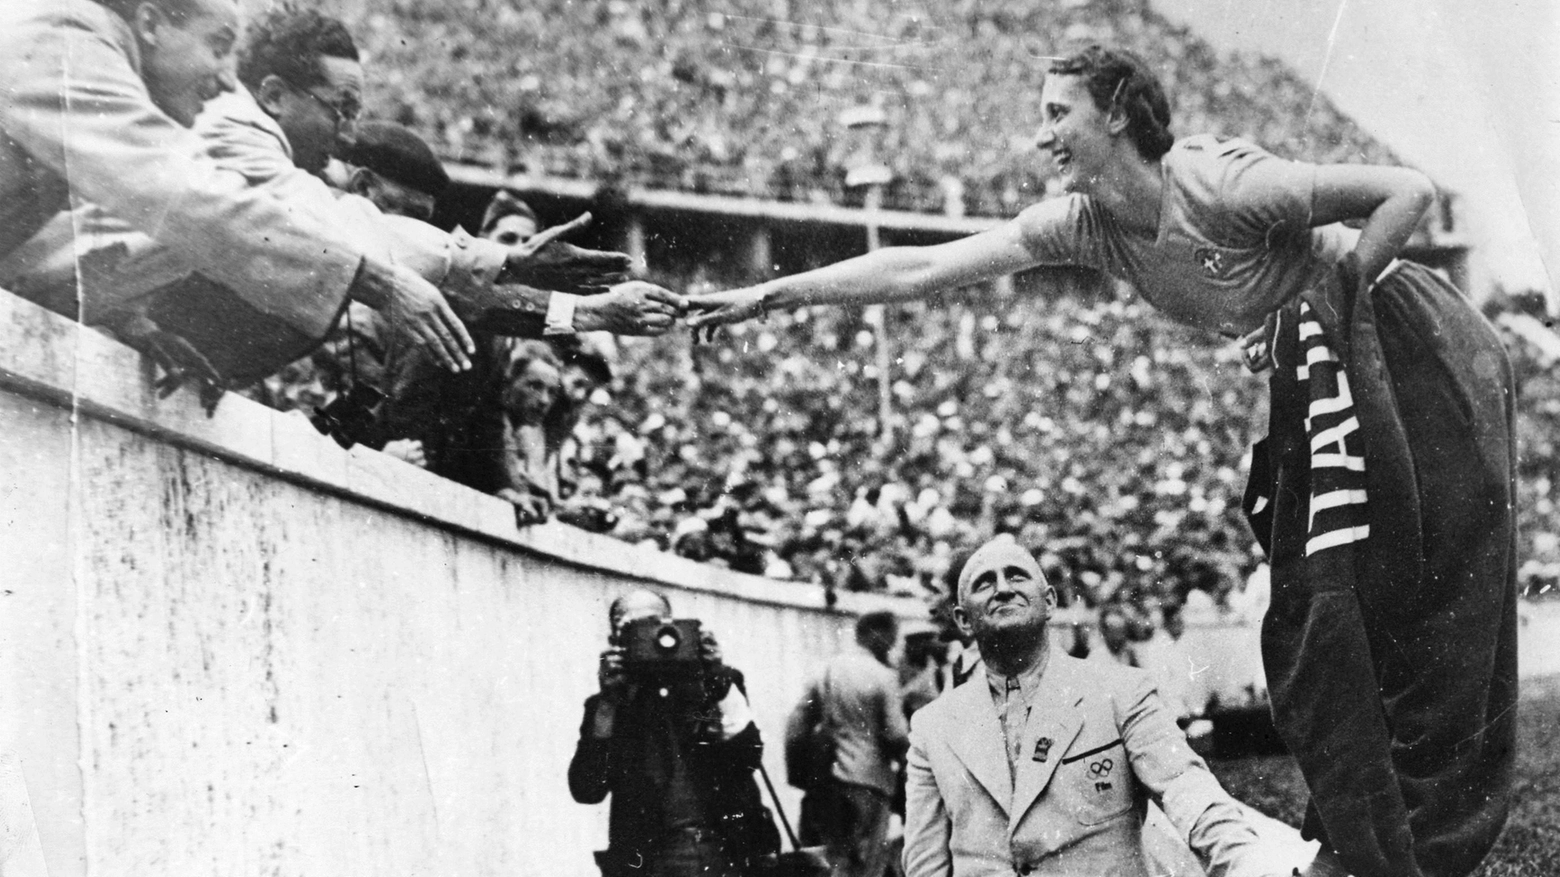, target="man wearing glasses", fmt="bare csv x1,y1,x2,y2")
0,0,476,393
4,6,680,395
221,7,680,347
